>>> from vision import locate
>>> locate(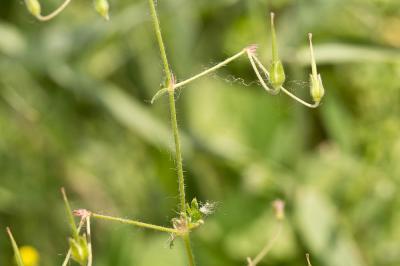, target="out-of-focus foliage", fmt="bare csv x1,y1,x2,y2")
1,0,400,265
